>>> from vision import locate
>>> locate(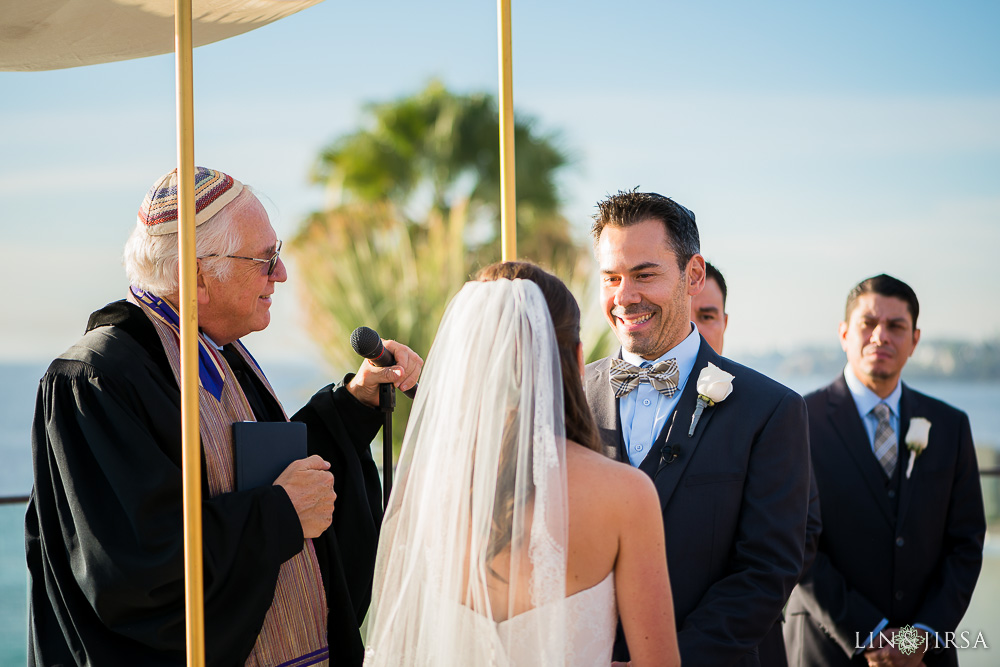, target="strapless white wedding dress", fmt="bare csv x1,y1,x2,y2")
452,571,618,666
